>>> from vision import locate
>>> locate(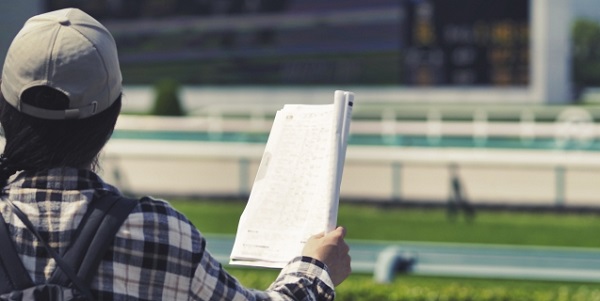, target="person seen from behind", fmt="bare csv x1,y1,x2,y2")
0,8,351,300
